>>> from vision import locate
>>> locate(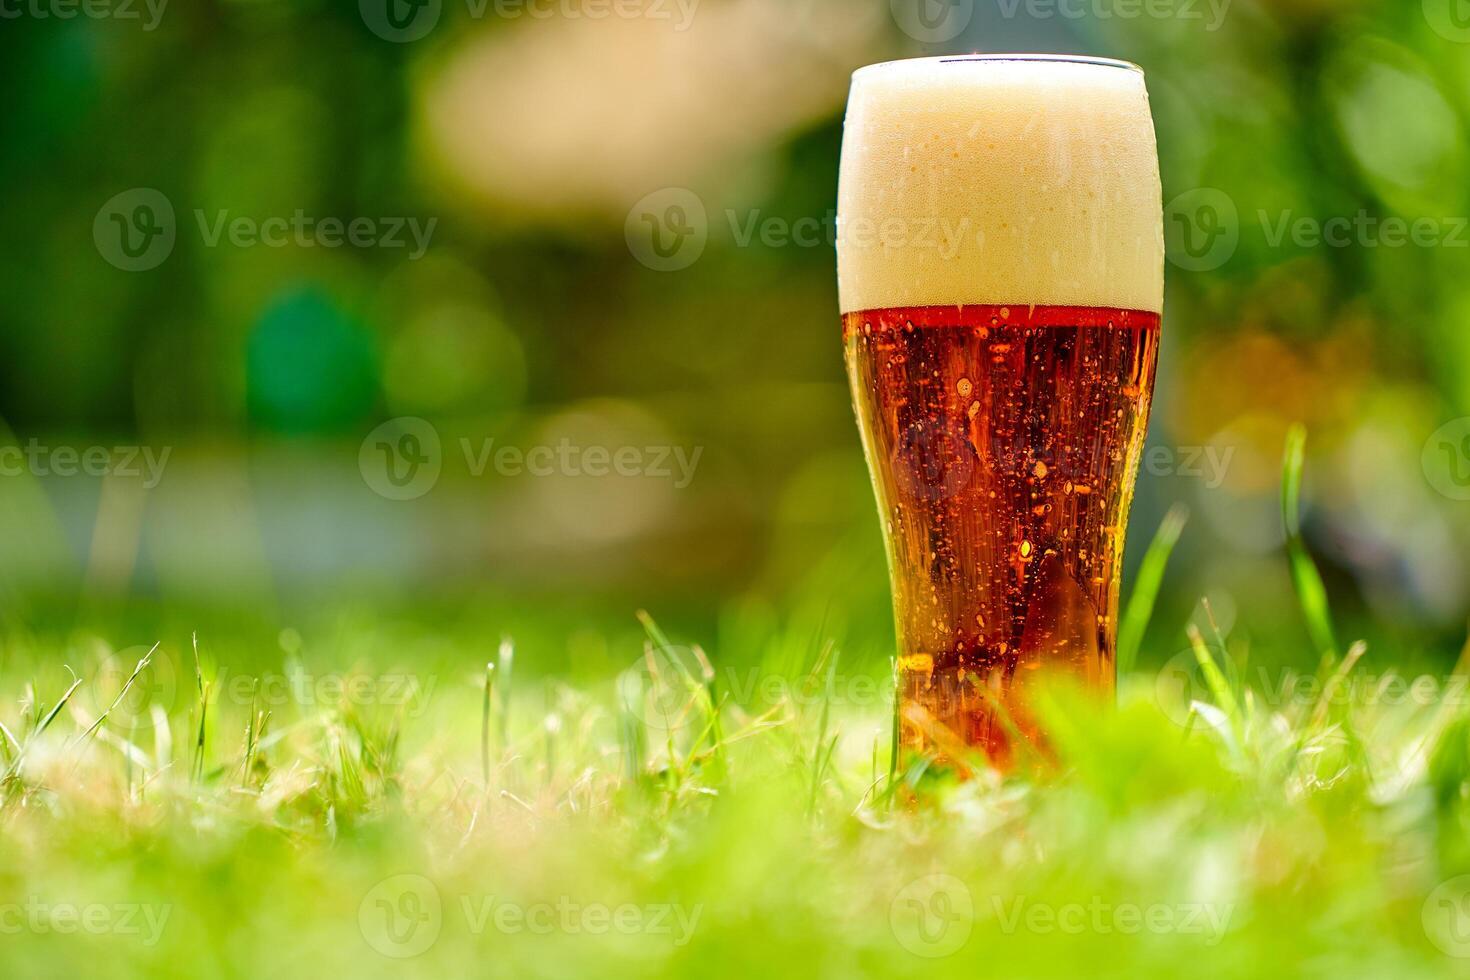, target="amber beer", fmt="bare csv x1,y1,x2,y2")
837,56,1164,767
